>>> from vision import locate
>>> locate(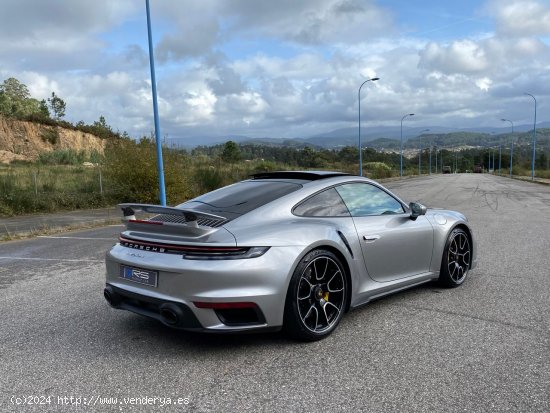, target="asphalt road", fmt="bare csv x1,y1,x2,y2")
0,174,549,412
0,207,119,238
